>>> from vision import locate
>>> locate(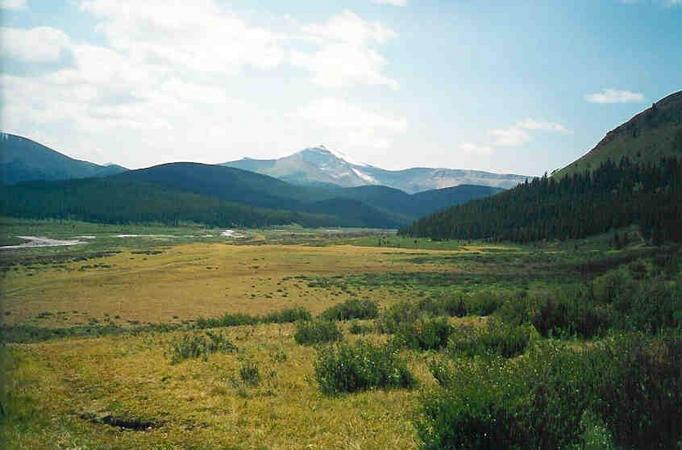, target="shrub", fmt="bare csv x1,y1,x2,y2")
530,292,611,339
167,331,237,364
624,277,681,333
294,320,342,346
194,307,312,330
418,334,682,450
239,360,260,386
320,299,378,321
348,320,374,335
448,319,532,358
262,307,312,324
395,317,452,351
377,301,420,334
314,341,416,395
195,313,258,329
463,290,508,316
